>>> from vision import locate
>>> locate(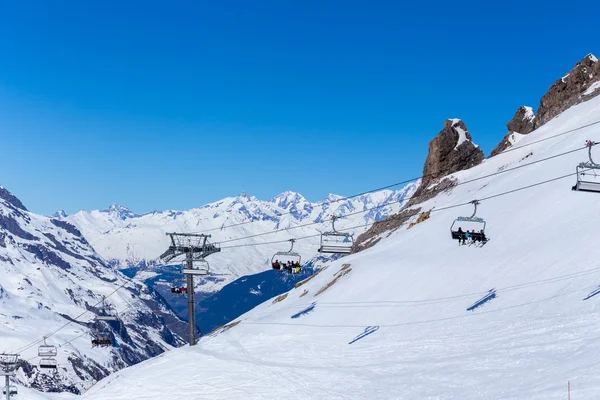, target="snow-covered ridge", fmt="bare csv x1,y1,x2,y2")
61,186,419,294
